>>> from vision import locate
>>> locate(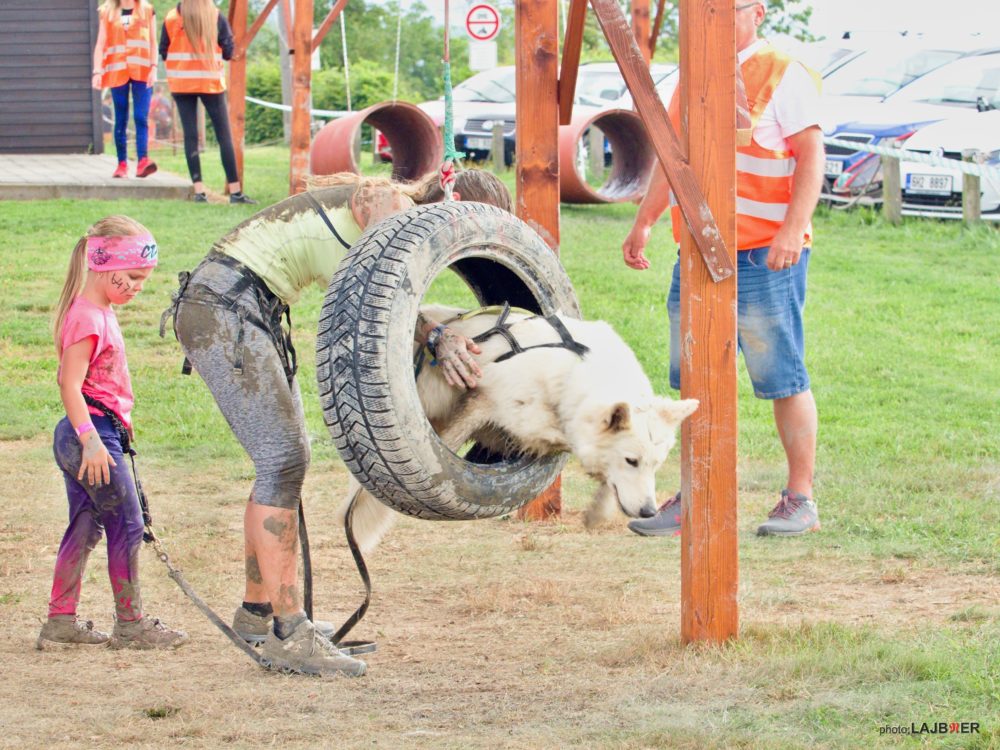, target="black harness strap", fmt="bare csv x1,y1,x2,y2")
471,302,590,363
159,252,298,388
304,191,353,250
